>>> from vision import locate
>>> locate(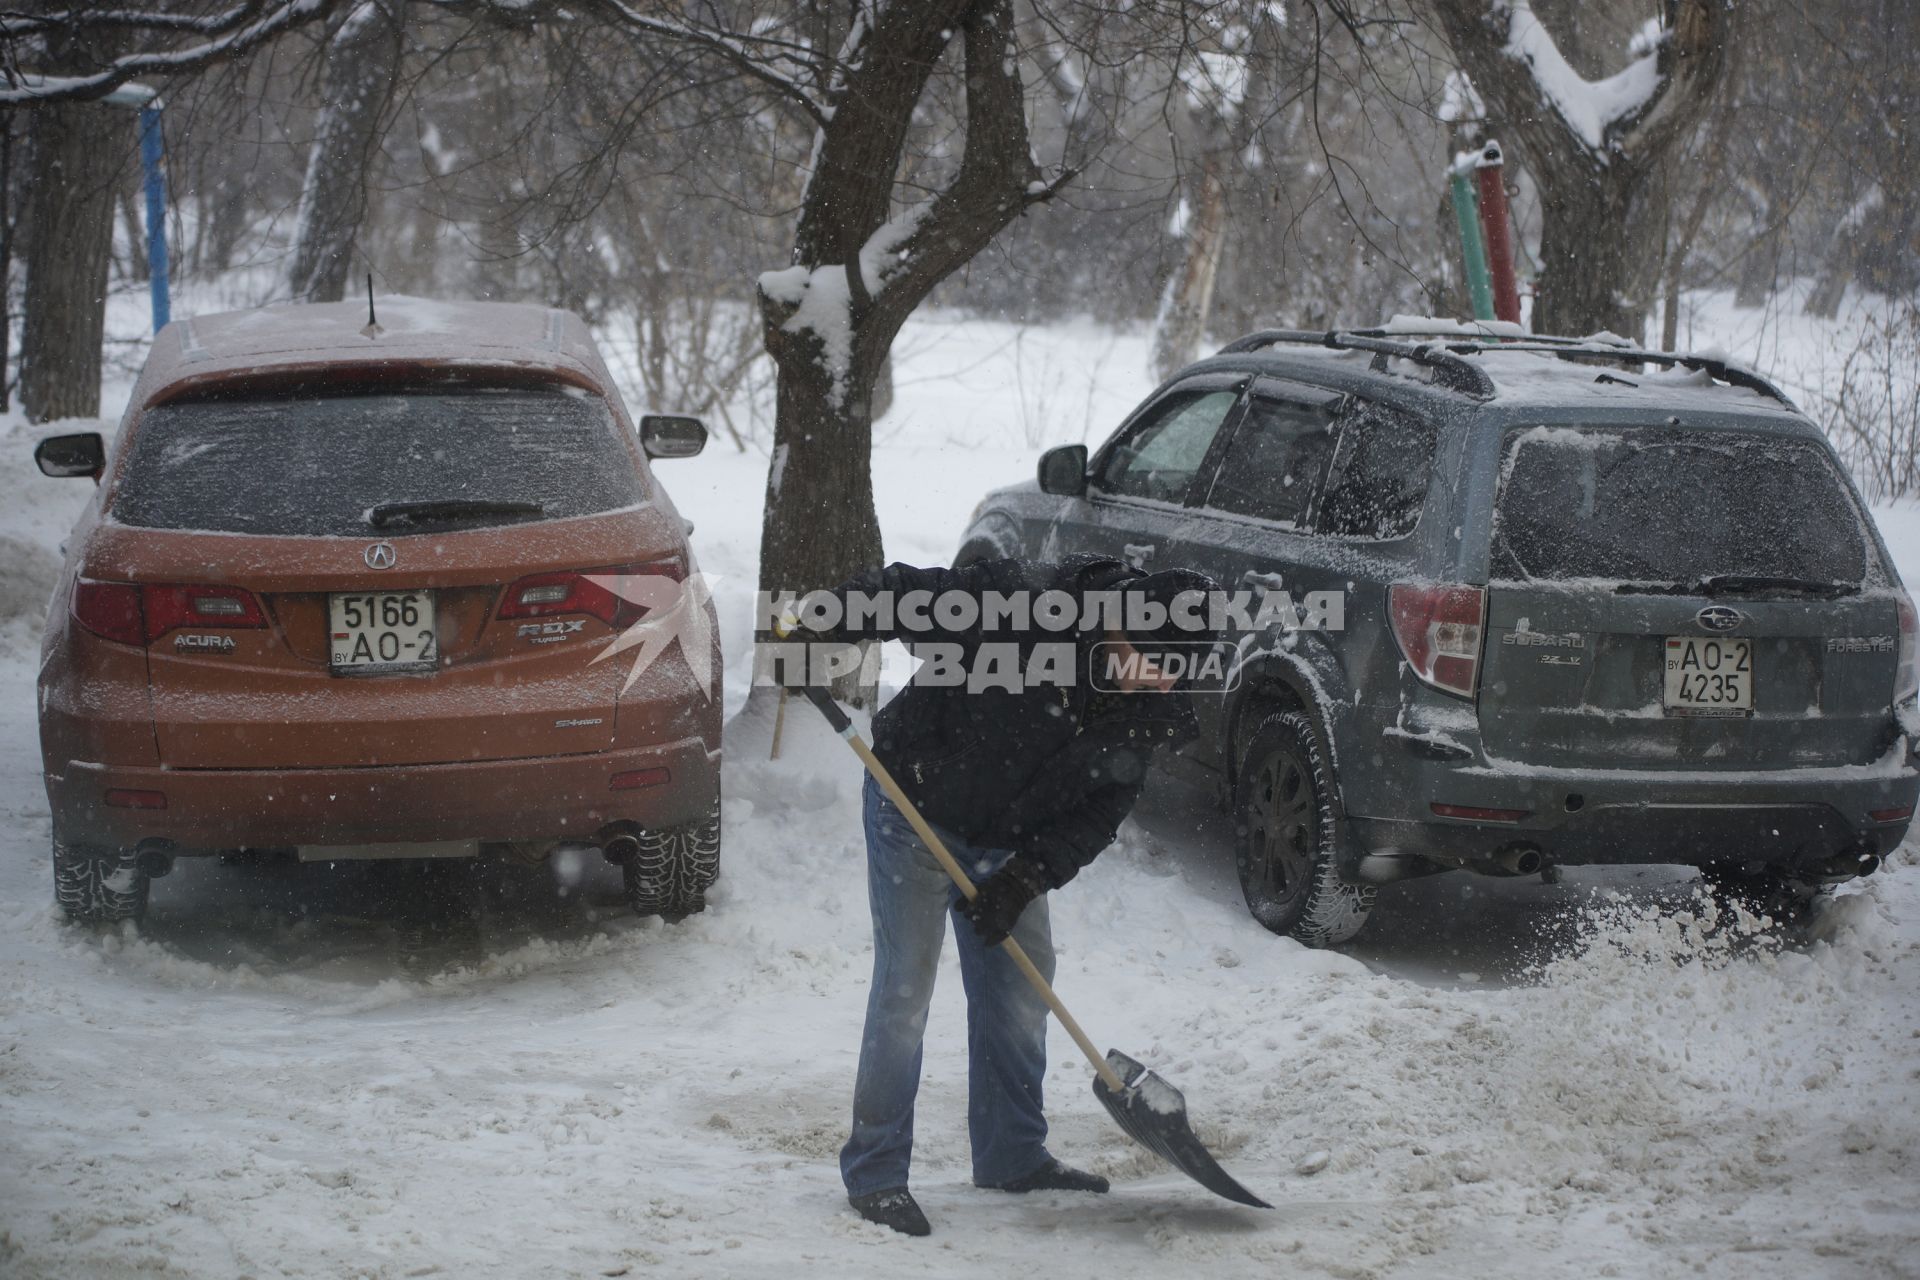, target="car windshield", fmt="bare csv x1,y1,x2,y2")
1492,426,1873,588
111,385,643,536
